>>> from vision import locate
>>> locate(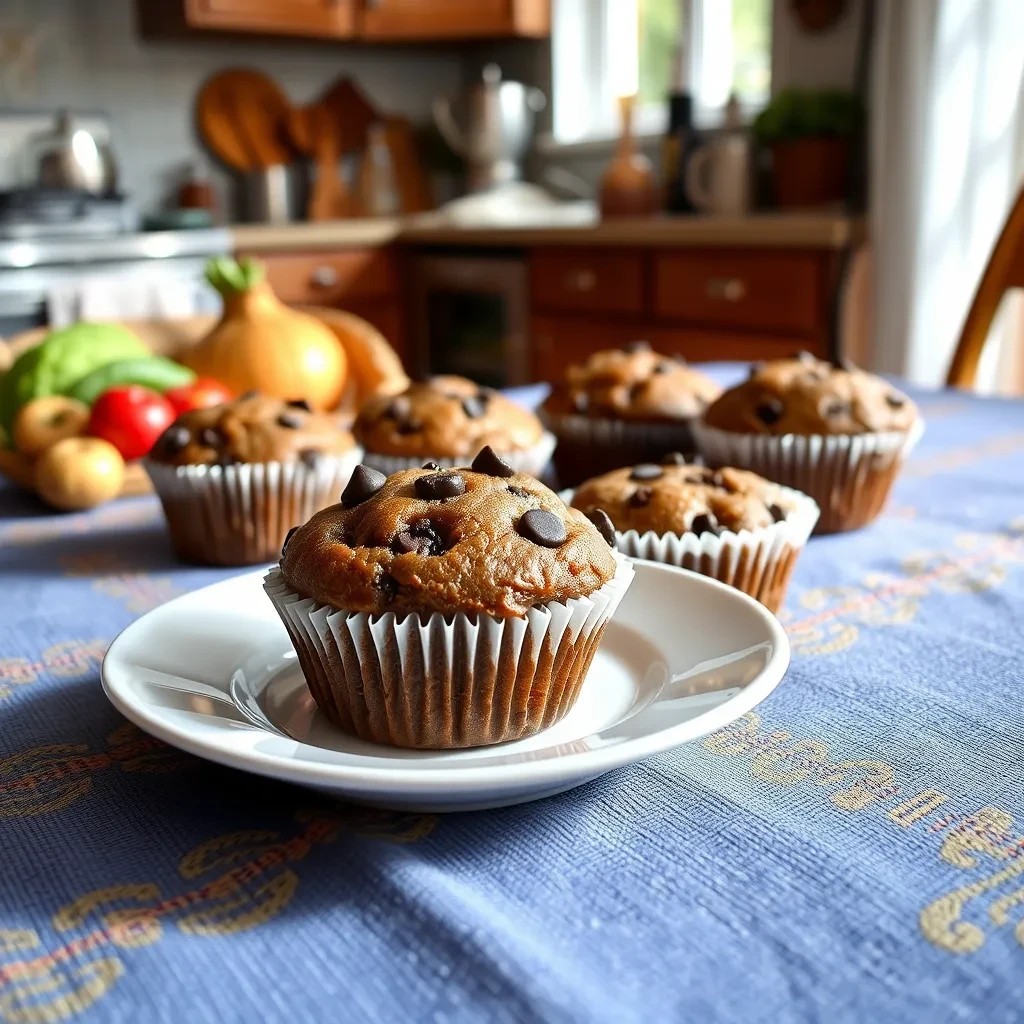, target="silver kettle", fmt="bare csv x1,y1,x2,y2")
27,110,119,195
433,64,545,193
